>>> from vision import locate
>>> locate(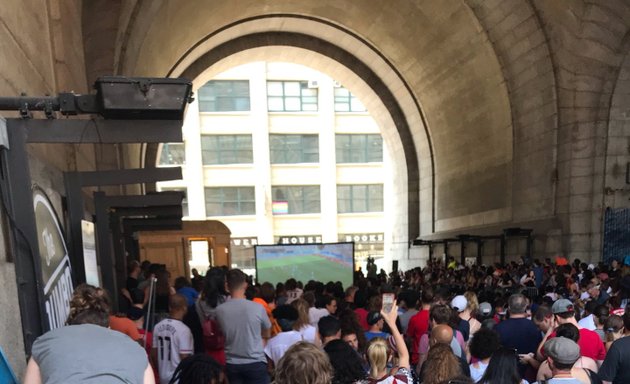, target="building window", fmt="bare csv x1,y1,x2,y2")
267,81,318,112
205,187,256,216
269,134,319,164
337,184,384,213
159,188,189,217
159,143,185,165
335,134,383,163
272,186,320,214
198,80,250,112
201,135,253,165
334,86,366,112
